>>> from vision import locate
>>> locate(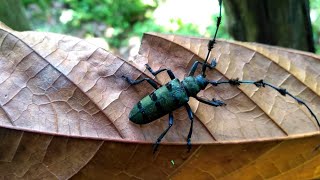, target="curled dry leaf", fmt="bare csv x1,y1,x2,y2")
0,24,320,179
